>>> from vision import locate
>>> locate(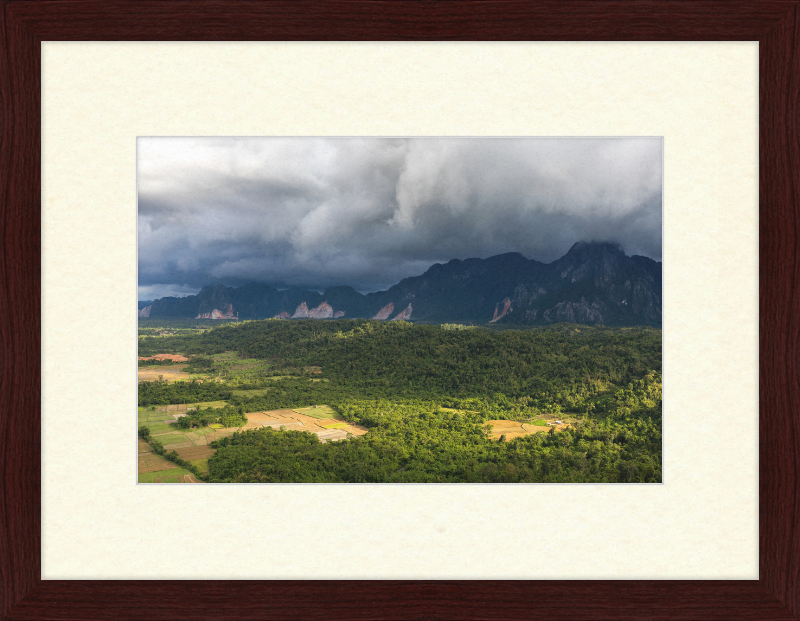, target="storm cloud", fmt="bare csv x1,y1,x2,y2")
138,137,662,299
